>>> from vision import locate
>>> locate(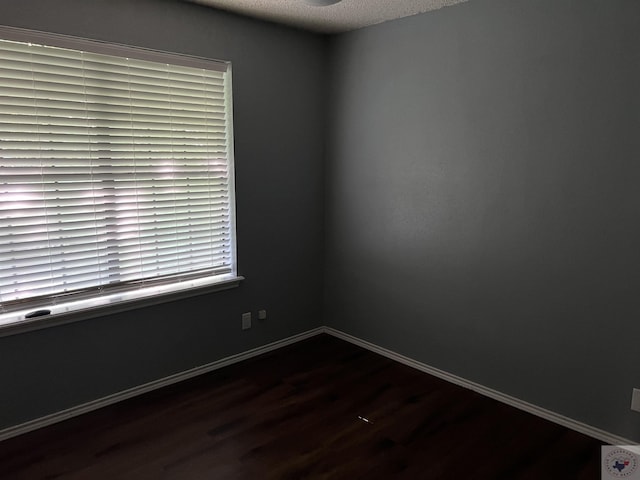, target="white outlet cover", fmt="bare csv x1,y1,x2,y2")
258,309,267,320
631,388,640,412
242,312,251,330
